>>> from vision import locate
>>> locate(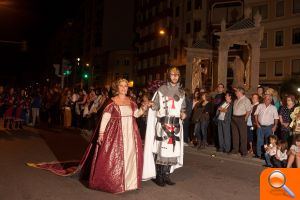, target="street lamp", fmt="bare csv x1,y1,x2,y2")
159,29,166,36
